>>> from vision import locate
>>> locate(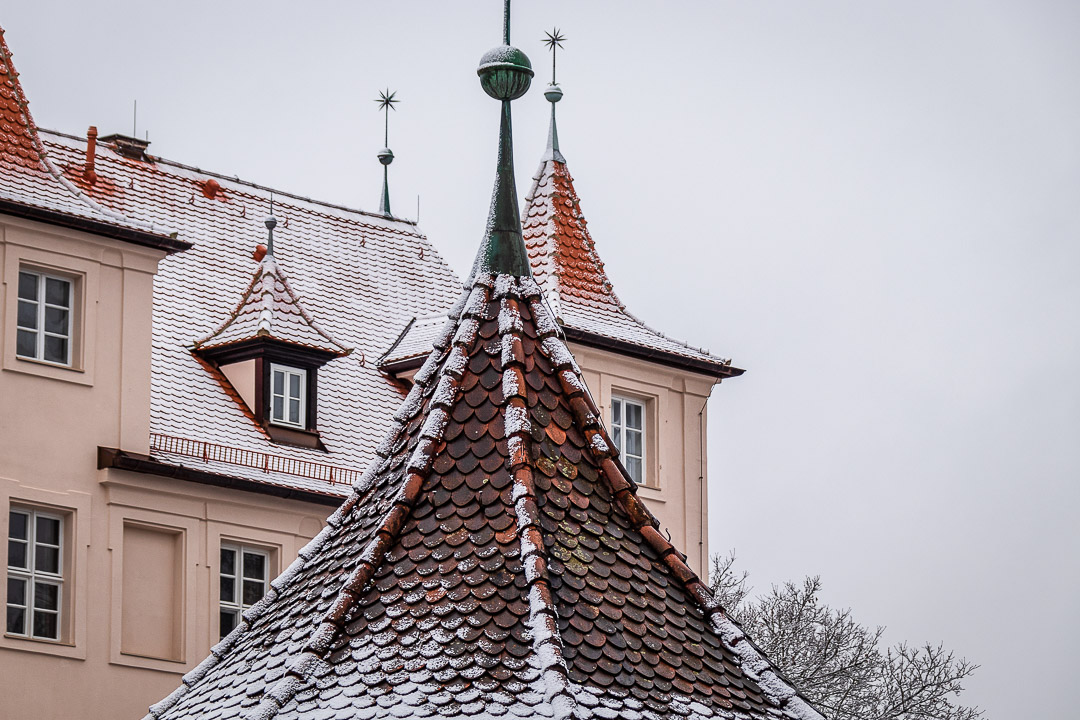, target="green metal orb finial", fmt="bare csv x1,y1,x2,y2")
477,0,533,101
